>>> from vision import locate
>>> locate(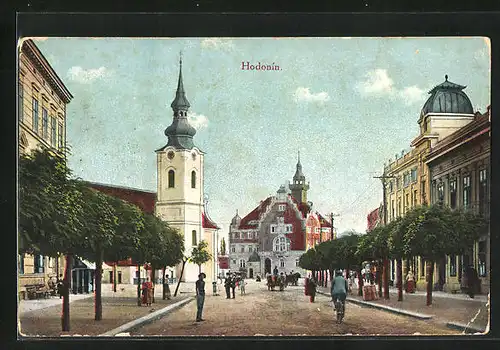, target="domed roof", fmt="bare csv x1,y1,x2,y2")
231,210,241,225
420,75,474,119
